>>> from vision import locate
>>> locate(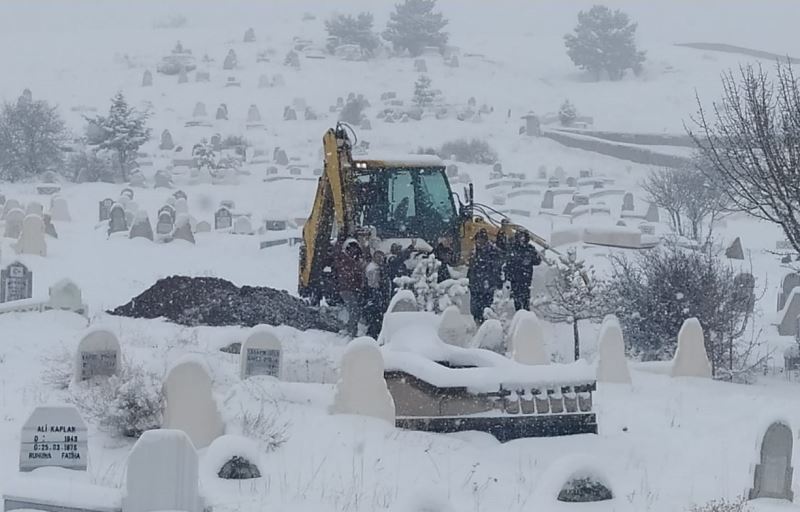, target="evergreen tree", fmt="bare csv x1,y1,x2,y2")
86,92,150,181
533,249,604,360
558,99,577,126
0,90,68,182
413,74,436,108
564,5,645,81
383,0,448,57
325,12,380,56
192,139,216,170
